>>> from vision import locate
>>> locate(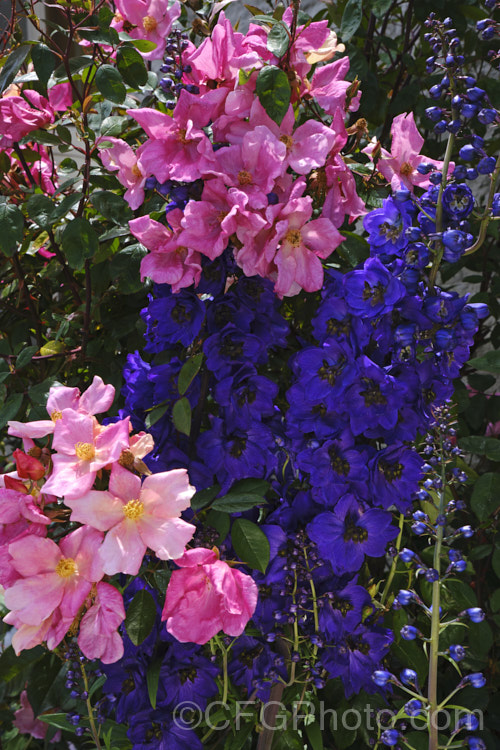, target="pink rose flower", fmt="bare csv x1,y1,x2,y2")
98,137,146,209
162,547,258,644
66,463,196,575
0,90,54,149
111,0,181,60
13,691,48,740
78,582,126,663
